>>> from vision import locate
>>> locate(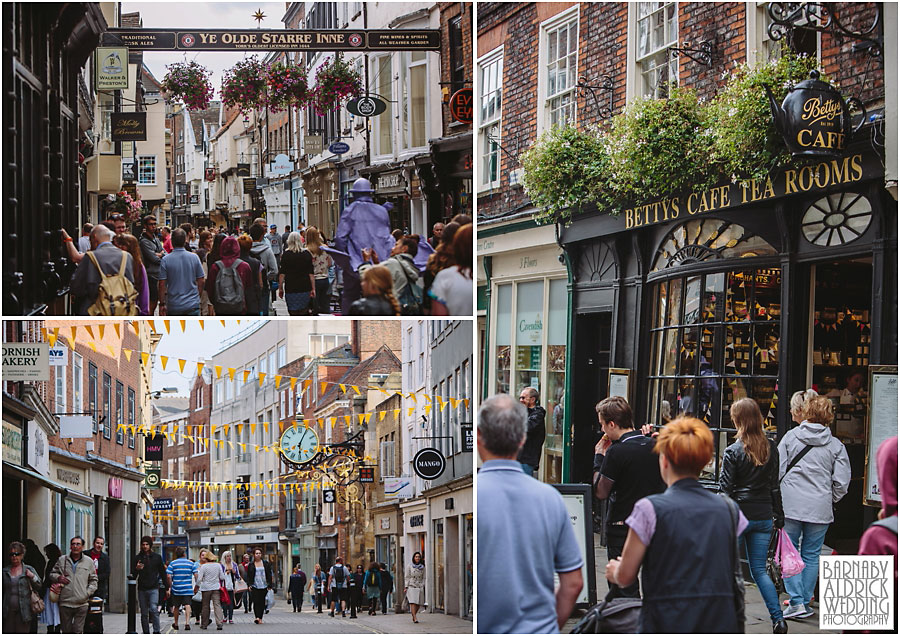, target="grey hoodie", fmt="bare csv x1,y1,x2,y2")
778,420,851,524
250,241,279,282
358,253,420,300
